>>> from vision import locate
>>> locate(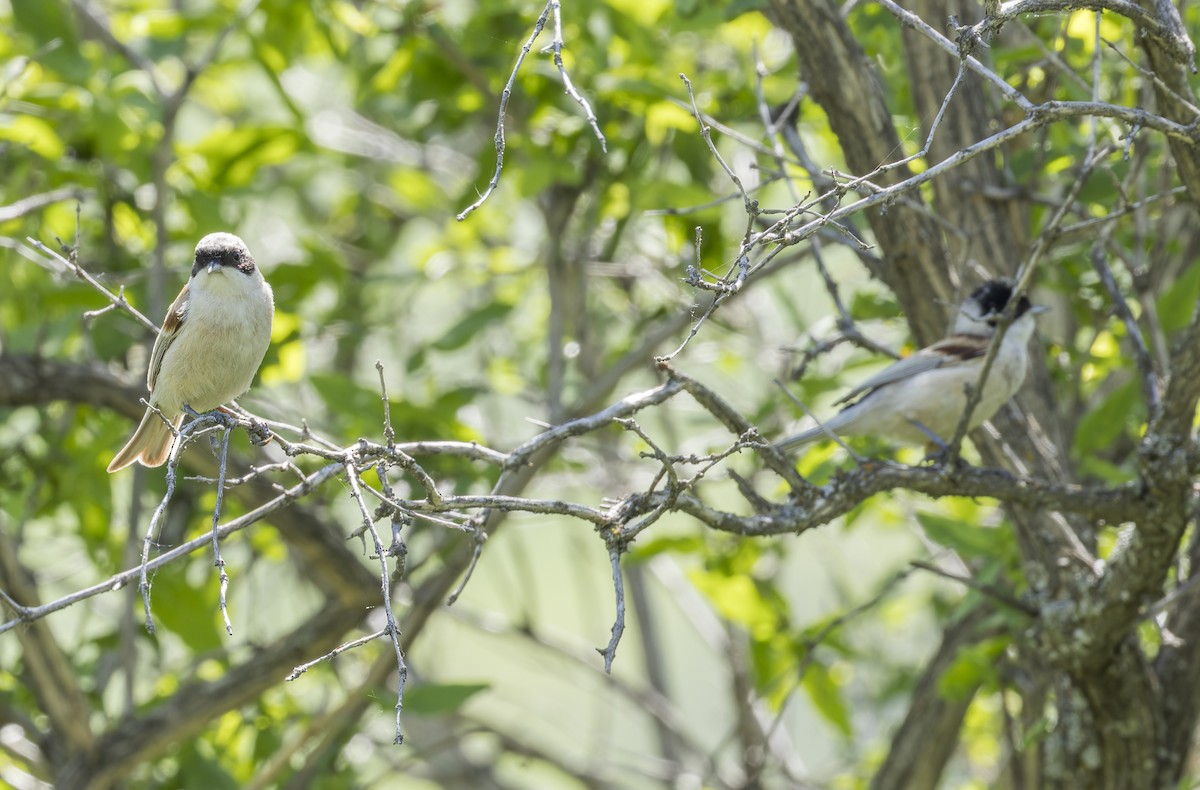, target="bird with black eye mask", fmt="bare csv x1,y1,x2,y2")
777,280,1045,451
108,232,274,472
